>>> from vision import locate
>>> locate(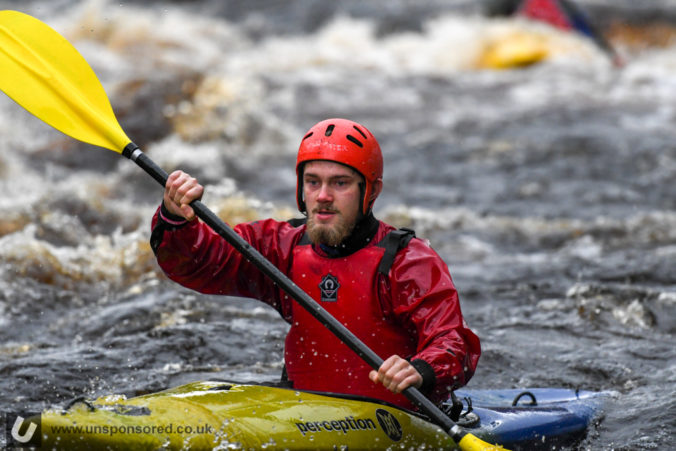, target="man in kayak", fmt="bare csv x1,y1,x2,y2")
151,118,481,409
